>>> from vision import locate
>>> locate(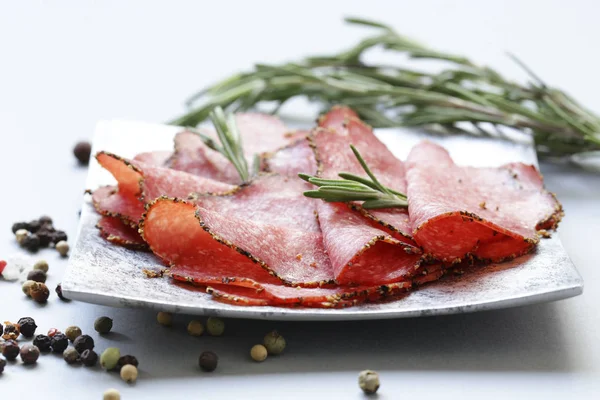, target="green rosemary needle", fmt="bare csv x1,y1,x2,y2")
299,145,408,209
208,106,251,183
